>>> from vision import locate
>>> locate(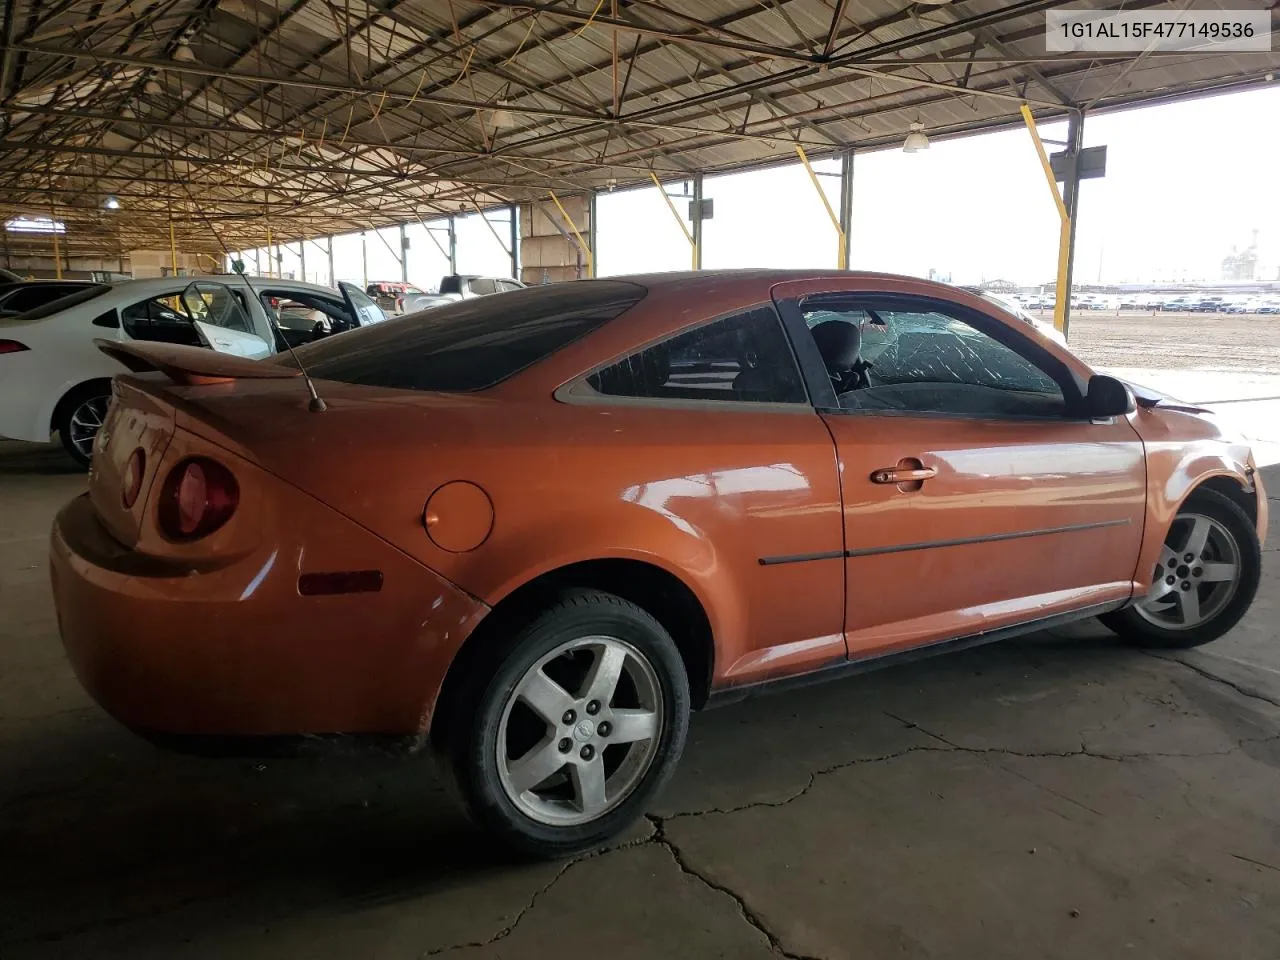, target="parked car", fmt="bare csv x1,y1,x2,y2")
366,281,428,314
399,291,455,314
0,276,384,466
49,270,1265,857
1192,296,1225,313
0,280,102,317
1256,299,1280,315
439,274,526,300
1160,296,1192,312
